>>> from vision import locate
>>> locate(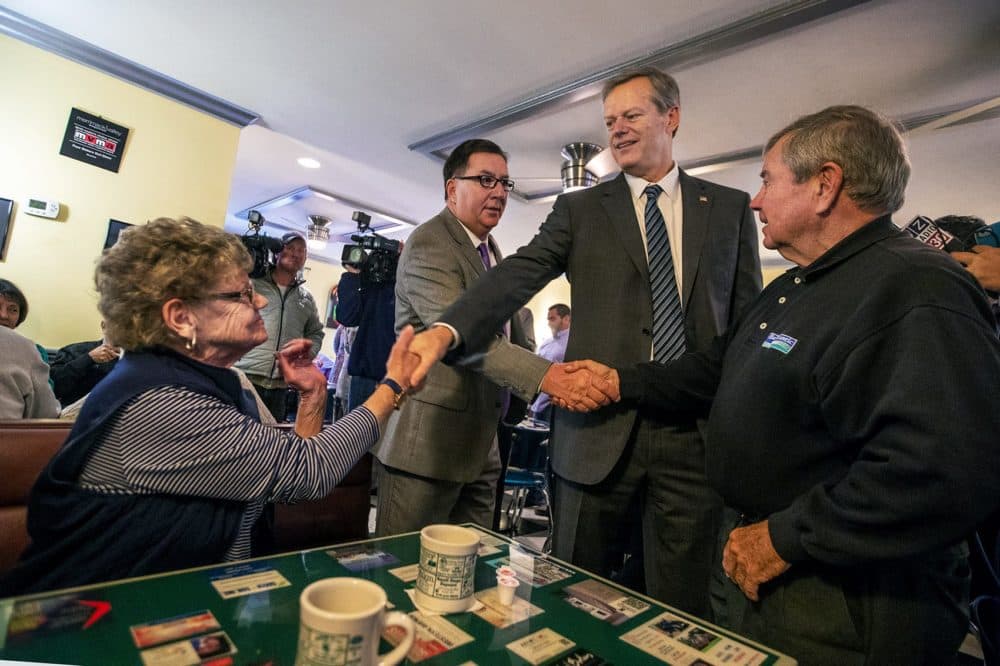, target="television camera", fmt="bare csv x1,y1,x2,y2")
240,210,284,278
341,211,401,285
